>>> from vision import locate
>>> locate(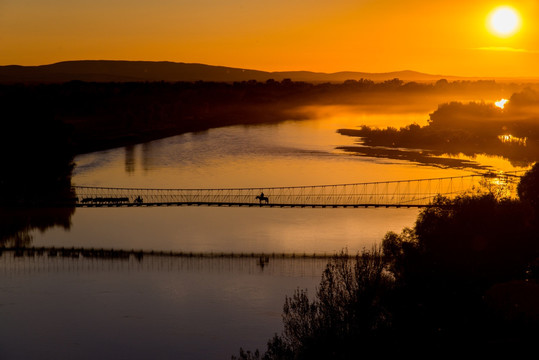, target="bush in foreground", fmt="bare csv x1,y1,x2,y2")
234,164,539,358
233,249,394,359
